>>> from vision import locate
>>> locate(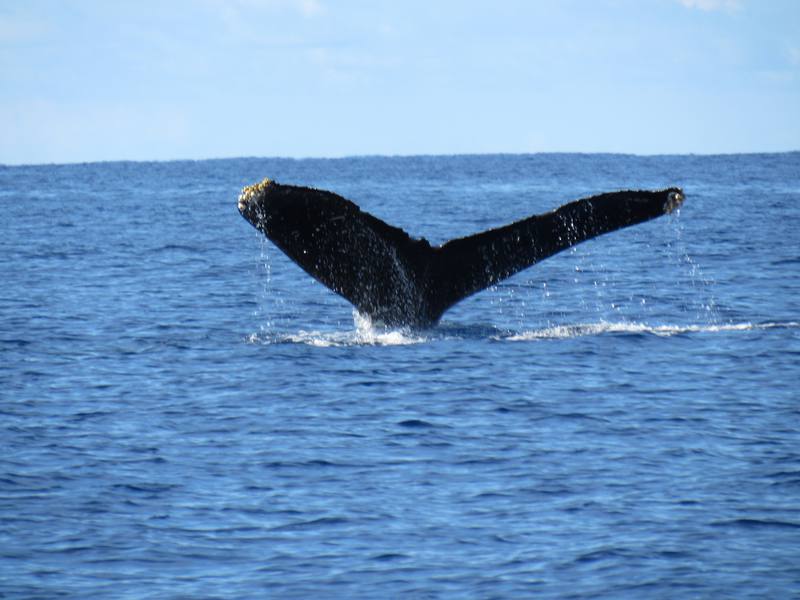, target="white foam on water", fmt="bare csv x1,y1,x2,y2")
350,311,426,346
248,320,798,346
504,321,800,341
247,311,425,347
